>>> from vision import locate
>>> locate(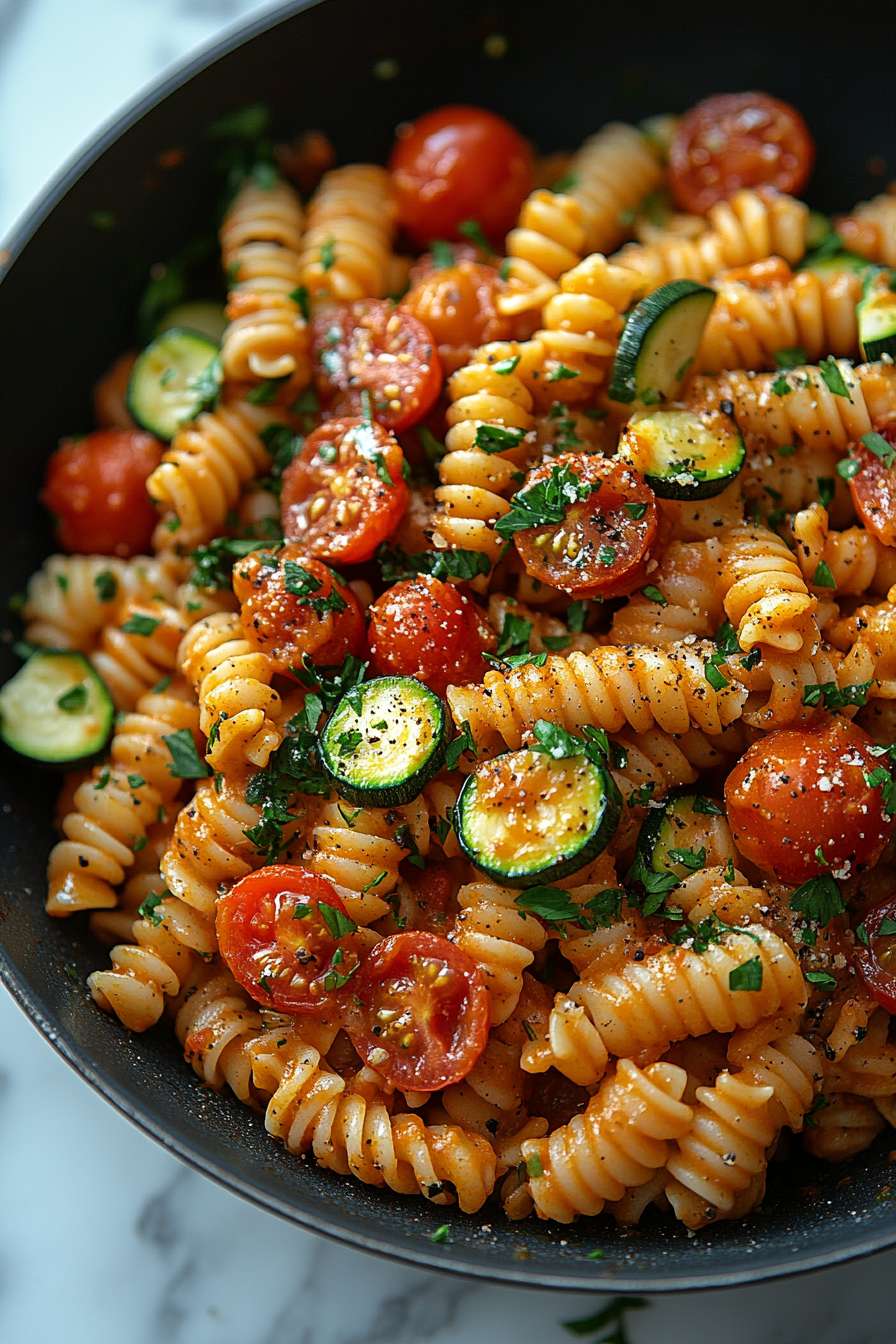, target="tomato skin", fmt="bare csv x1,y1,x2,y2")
389,104,534,249
400,261,513,375
848,427,896,546
280,417,409,565
725,719,894,884
513,455,659,600
233,546,365,673
367,576,496,698
669,92,815,214
217,865,361,1013
346,930,490,1091
41,428,163,557
312,300,442,432
854,895,896,1013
